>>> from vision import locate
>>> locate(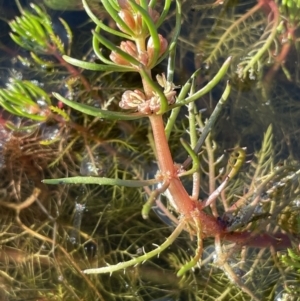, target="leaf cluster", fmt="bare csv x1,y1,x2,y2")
10,2,71,56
